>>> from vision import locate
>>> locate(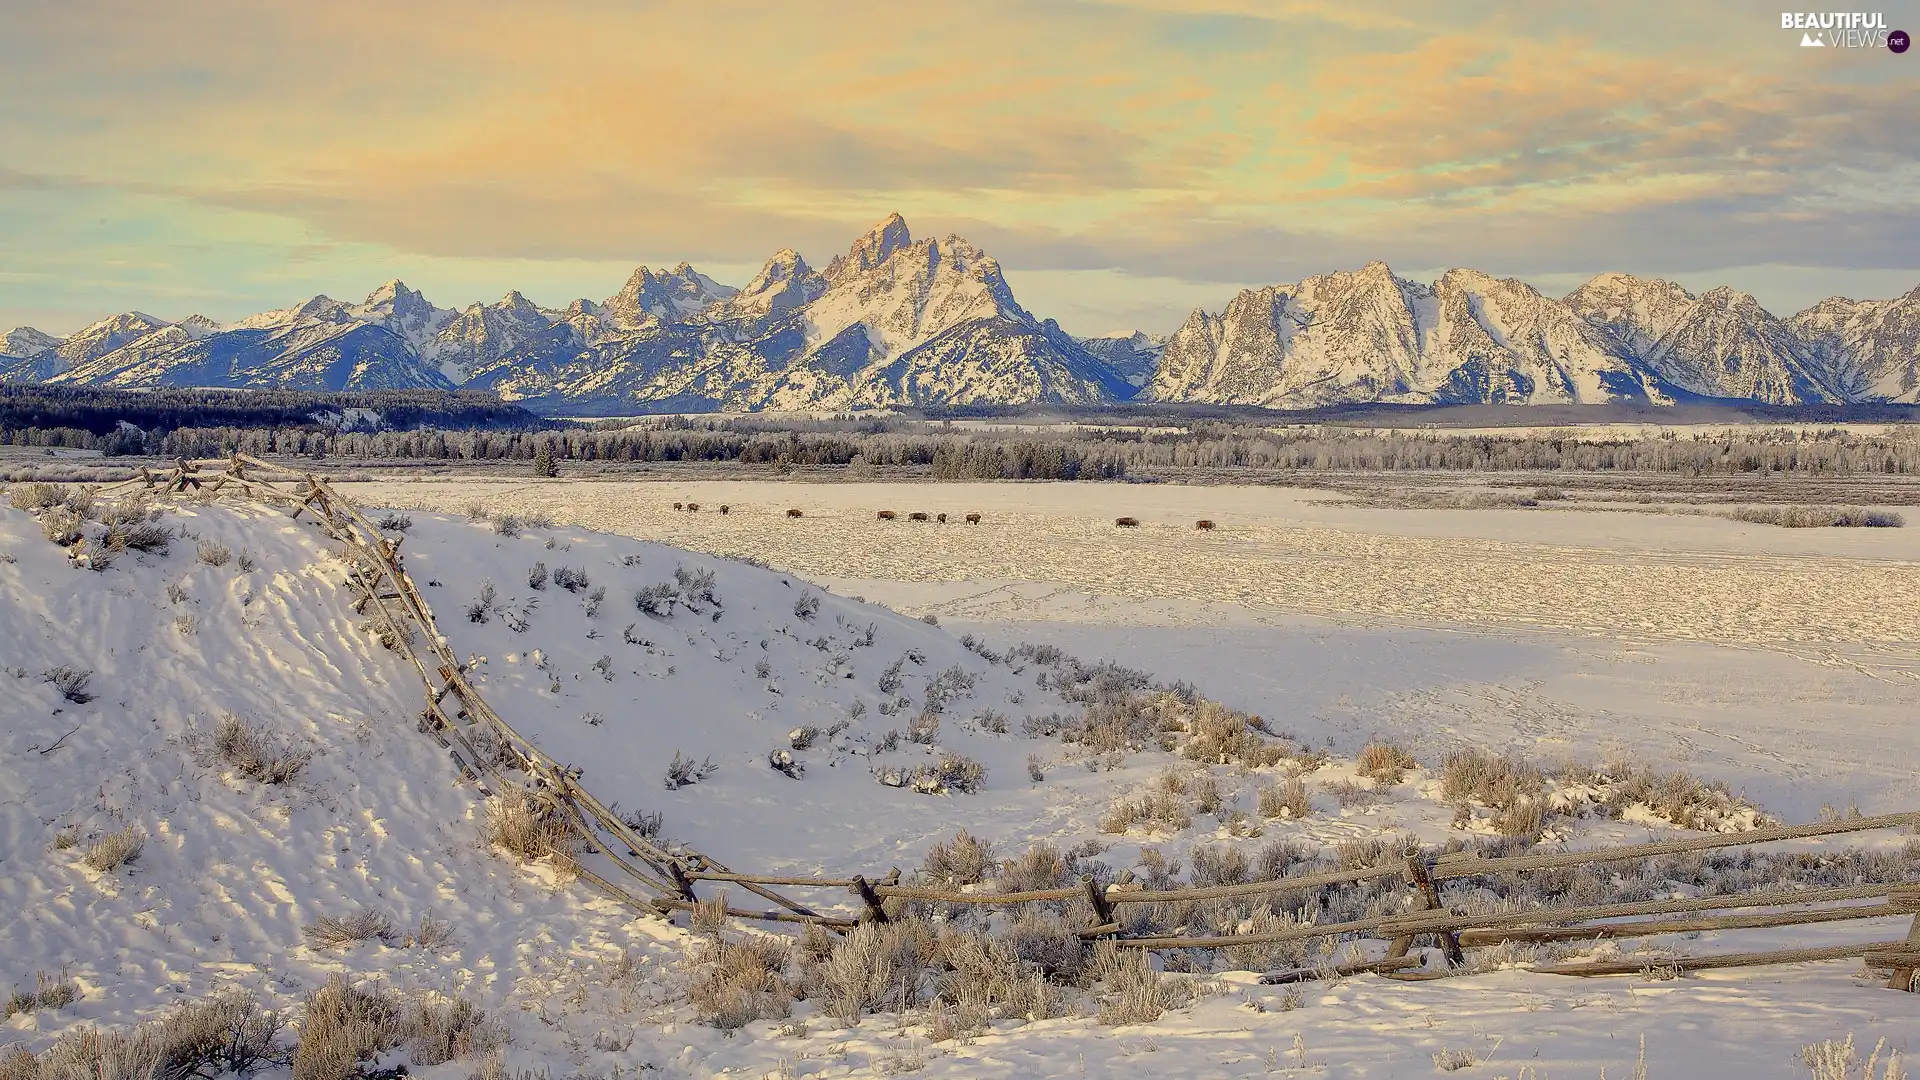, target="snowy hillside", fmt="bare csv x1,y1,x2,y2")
3,485,1915,1077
